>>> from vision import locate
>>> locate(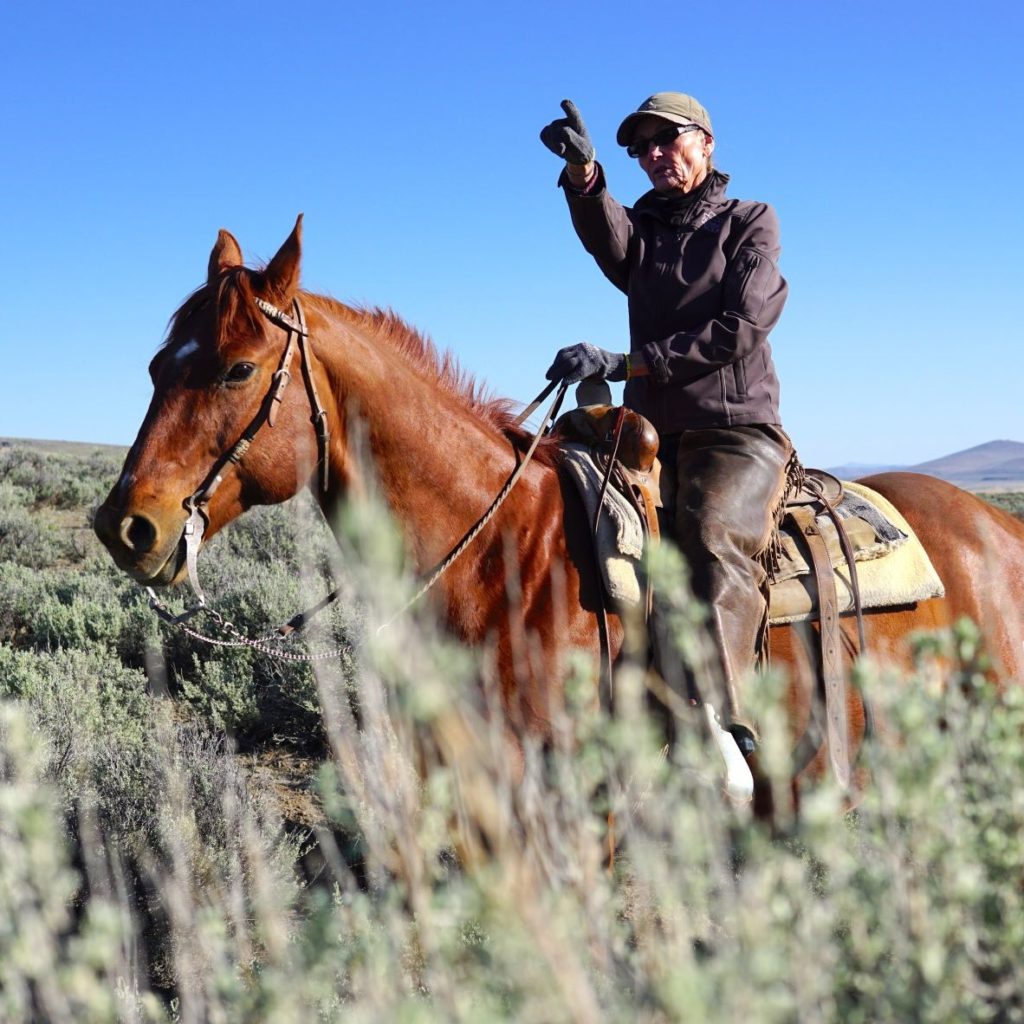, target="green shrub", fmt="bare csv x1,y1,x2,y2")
0,503,68,568
0,645,159,839
0,445,123,510
981,491,1024,521
0,699,302,1023
0,561,157,662
0,478,34,509
149,510,346,745
0,703,143,1023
